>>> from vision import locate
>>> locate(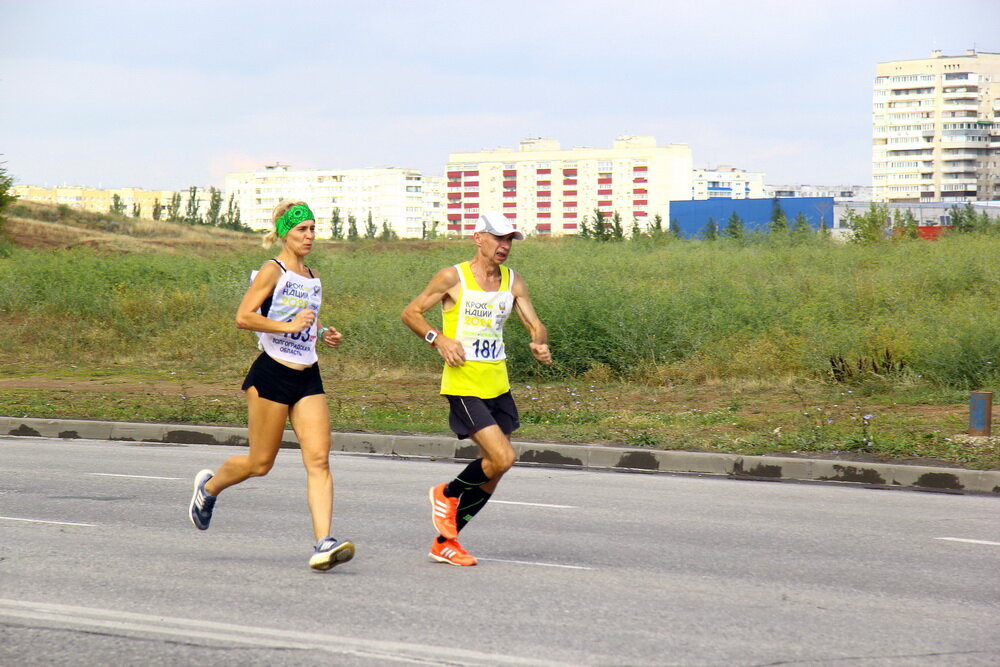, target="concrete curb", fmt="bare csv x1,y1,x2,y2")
2,416,998,495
